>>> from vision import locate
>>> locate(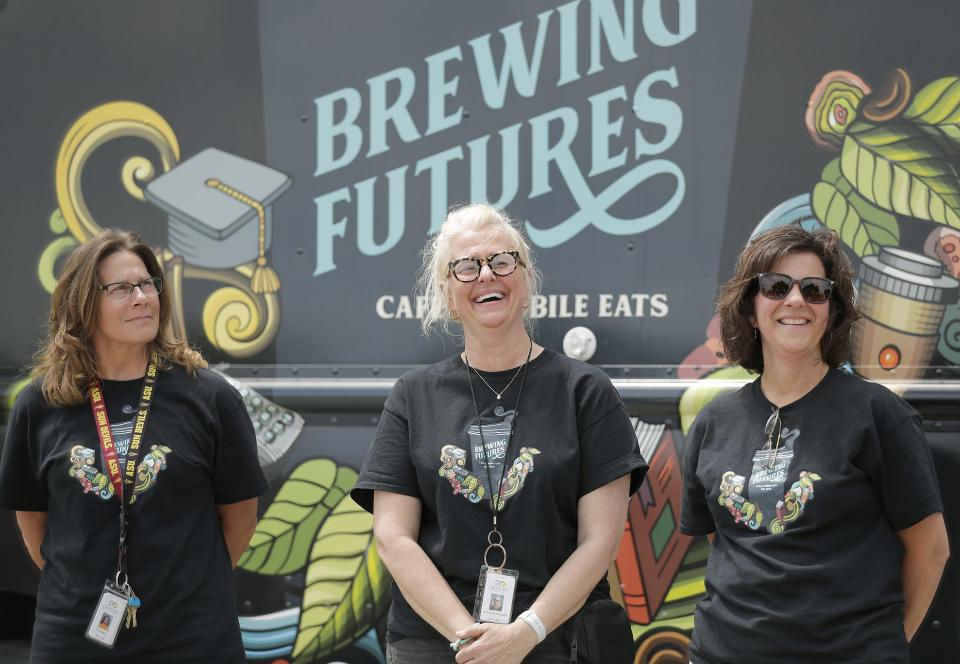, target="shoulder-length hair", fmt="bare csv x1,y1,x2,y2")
417,203,542,337
716,224,858,373
31,229,206,406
